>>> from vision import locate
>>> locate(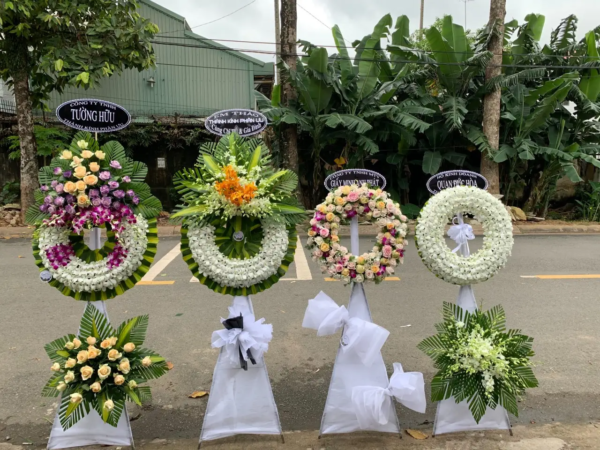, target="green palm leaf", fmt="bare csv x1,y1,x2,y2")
115,315,149,348
78,304,116,341
93,393,125,428
59,392,91,430
44,334,76,363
